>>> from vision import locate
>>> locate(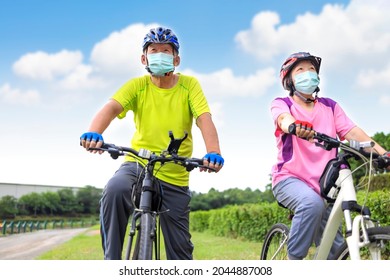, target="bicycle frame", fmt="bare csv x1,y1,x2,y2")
90,131,215,260
315,166,376,259
261,126,390,260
